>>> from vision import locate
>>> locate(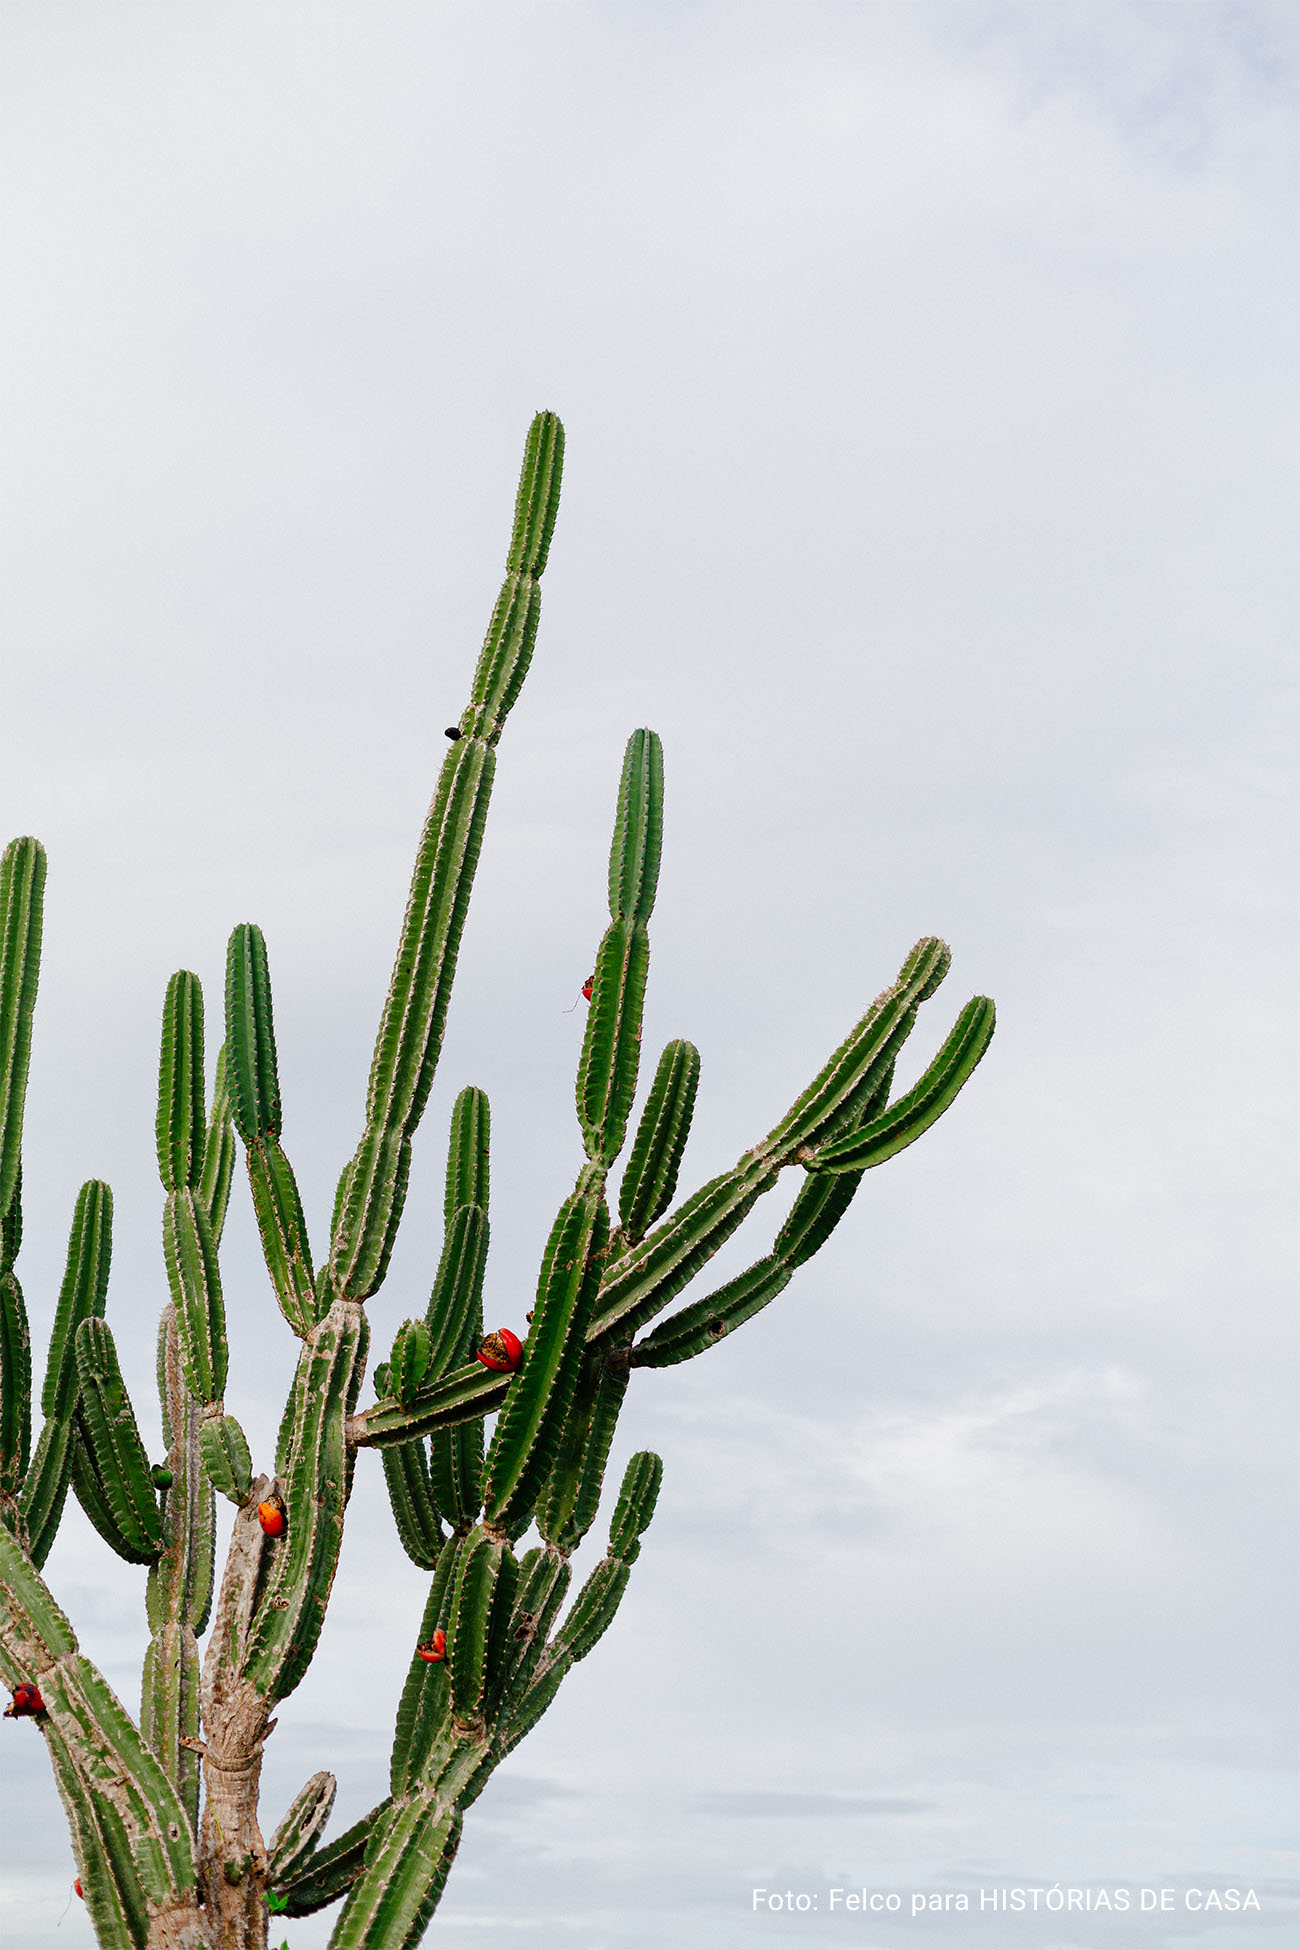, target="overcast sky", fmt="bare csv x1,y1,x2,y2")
0,4,1295,1947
